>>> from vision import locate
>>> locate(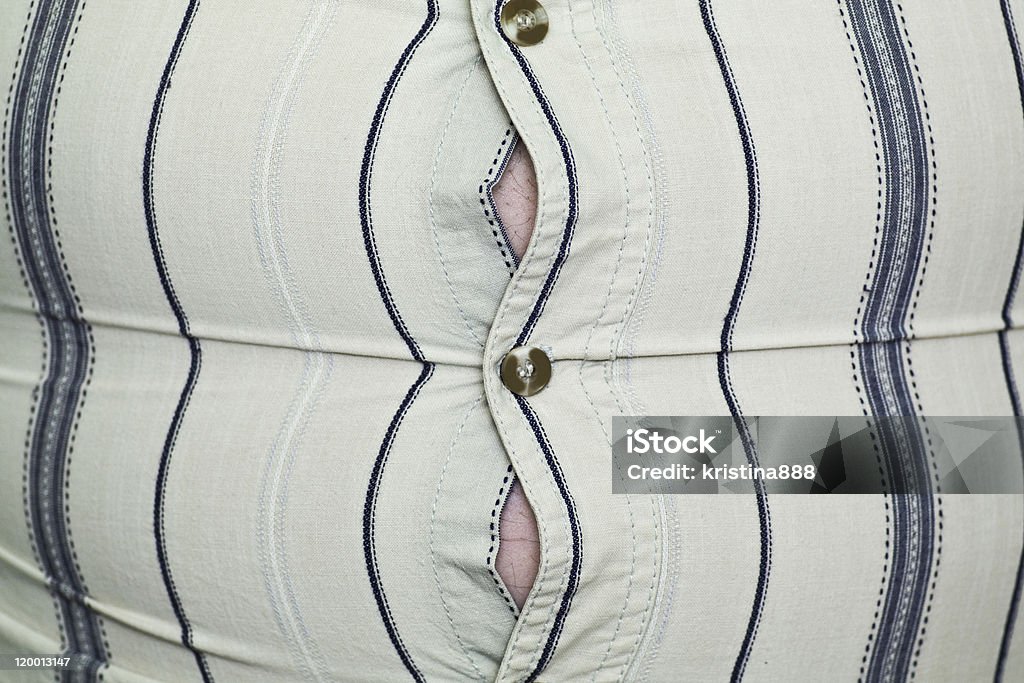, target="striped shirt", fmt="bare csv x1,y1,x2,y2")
1,0,1023,681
